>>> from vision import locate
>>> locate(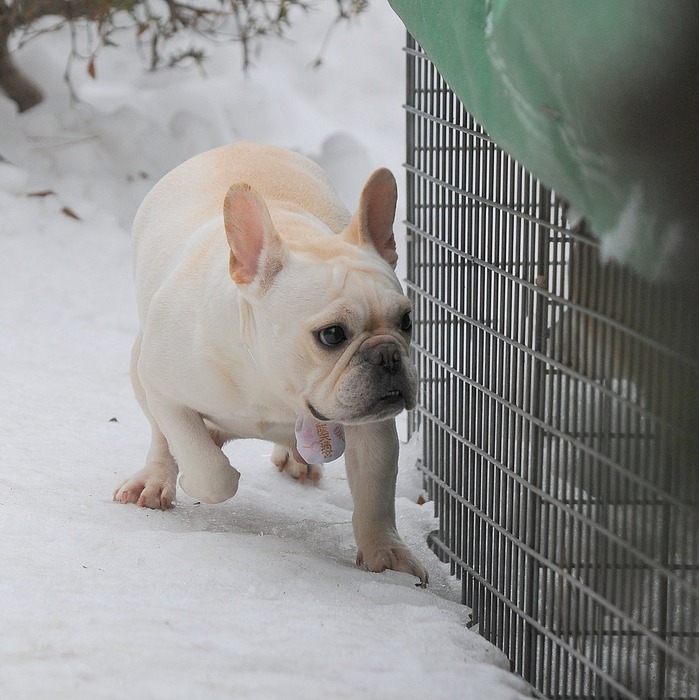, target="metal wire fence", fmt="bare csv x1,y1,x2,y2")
404,36,699,699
